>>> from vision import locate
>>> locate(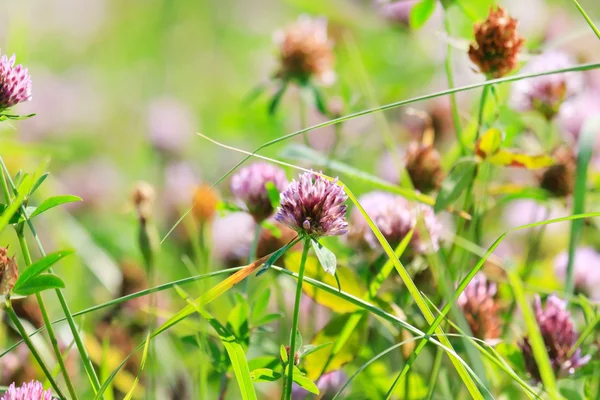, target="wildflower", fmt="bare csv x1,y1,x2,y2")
131,181,155,223
275,172,347,238
146,96,194,157
520,295,590,381
231,162,288,222
539,146,576,197
375,0,419,26
0,52,32,111
510,51,583,120
0,380,53,400
554,247,600,301
192,184,219,224
274,16,335,86
557,91,600,142
468,7,525,78
347,191,441,254
404,141,444,193
457,273,501,341
0,247,18,297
